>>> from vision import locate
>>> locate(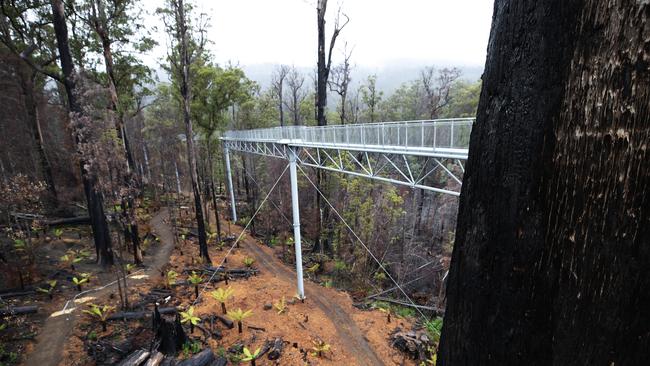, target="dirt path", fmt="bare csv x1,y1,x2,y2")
229,223,386,366
23,208,175,366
